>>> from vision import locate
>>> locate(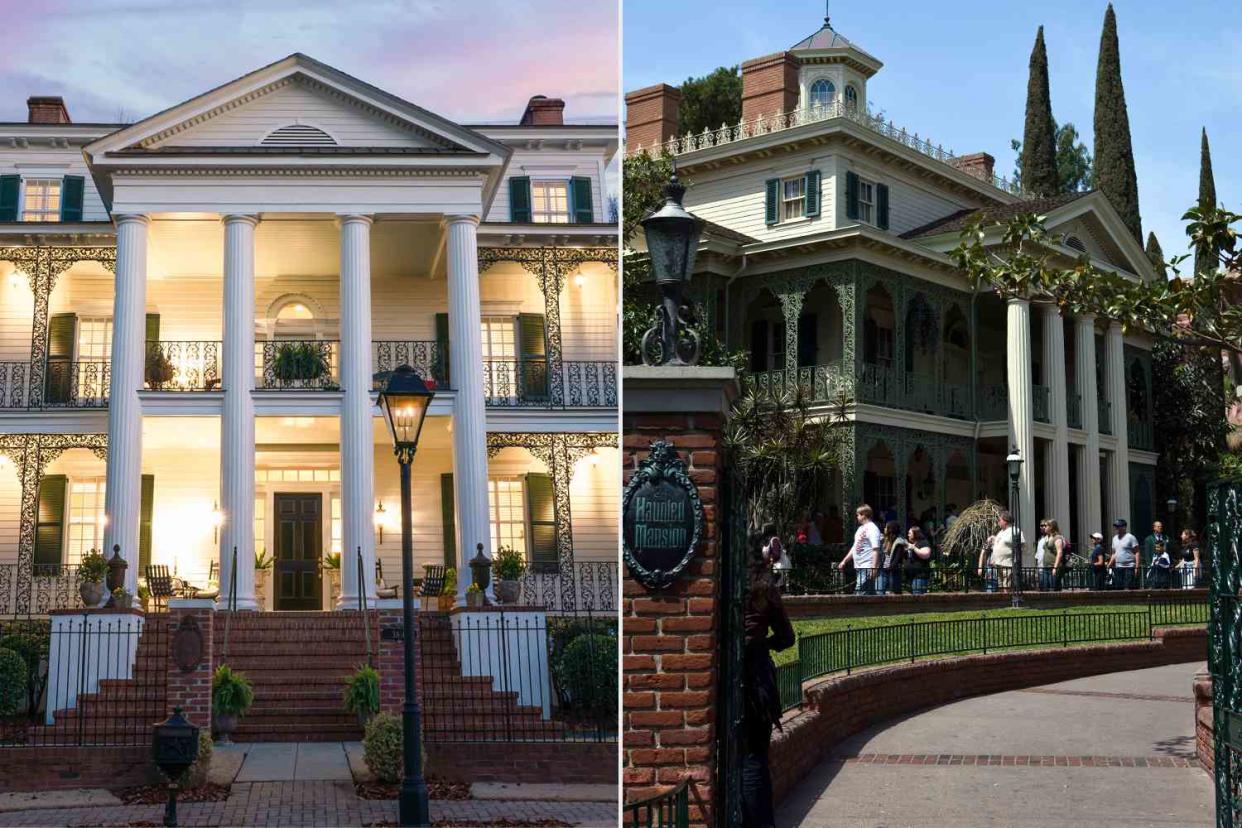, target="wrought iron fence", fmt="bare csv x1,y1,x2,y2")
1067,392,1083,429
371,340,449,389
499,562,617,613
563,361,618,407
144,340,220,391
978,383,1008,421
416,610,616,744
258,340,339,390
0,362,27,408
625,778,690,828
0,564,82,617
484,359,617,408
742,362,846,404
1128,418,1154,451
1032,383,1050,423
44,360,109,407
